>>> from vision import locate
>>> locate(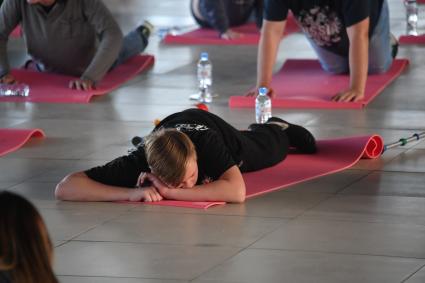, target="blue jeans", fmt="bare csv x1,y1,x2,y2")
306,0,392,74
112,28,149,68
